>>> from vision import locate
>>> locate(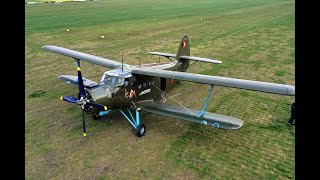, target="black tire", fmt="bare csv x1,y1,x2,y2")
92,113,101,120
136,124,146,137
84,106,93,113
